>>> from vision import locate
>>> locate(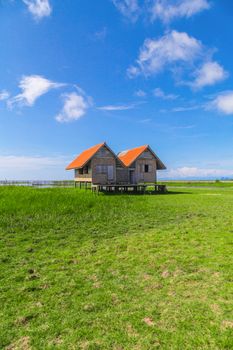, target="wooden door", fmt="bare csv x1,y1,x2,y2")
107,165,114,181
129,170,135,184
